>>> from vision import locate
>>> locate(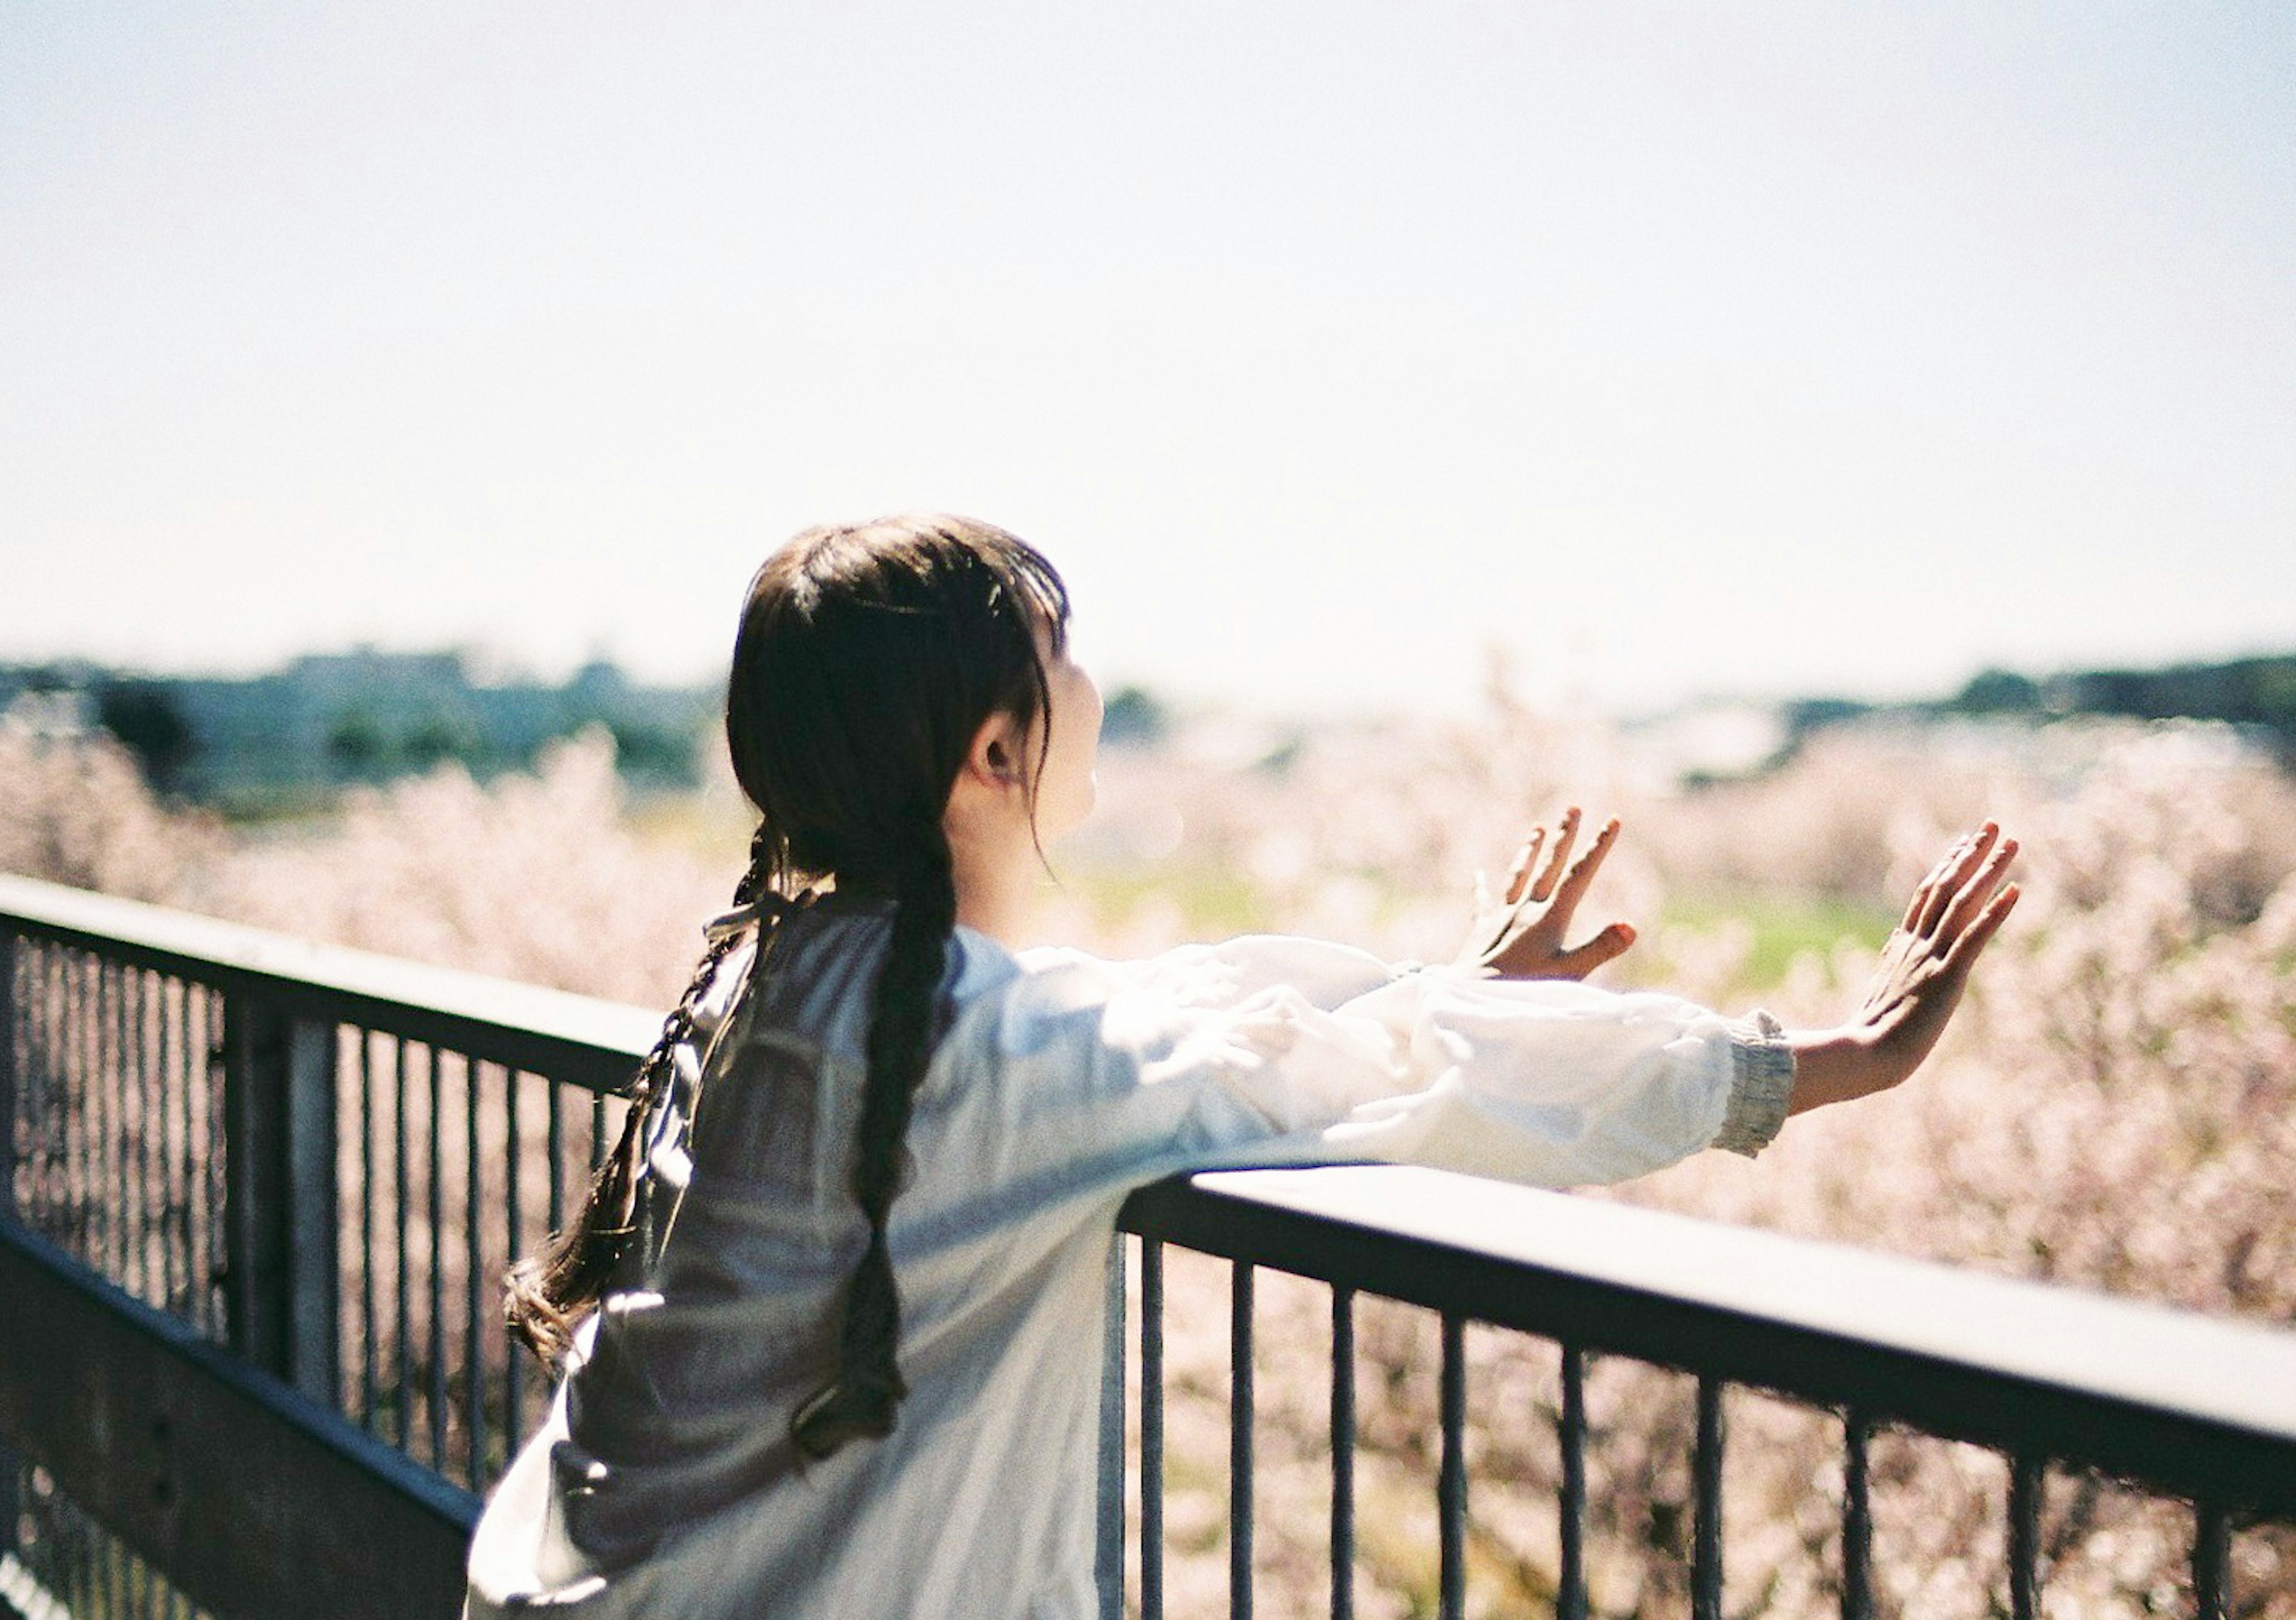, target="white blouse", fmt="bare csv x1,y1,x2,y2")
465,899,1792,1620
